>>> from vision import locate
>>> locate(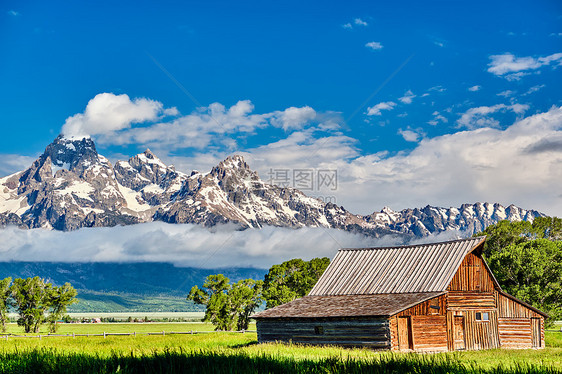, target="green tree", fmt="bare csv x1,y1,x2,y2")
0,277,11,332
187,274,263,331
262,257,330,309
487,239,562,323
476,218,562,326
10,277,52,333
230,278,263,331
46,282,77,332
